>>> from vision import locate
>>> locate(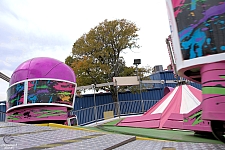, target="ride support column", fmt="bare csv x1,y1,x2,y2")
201,61,225,121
